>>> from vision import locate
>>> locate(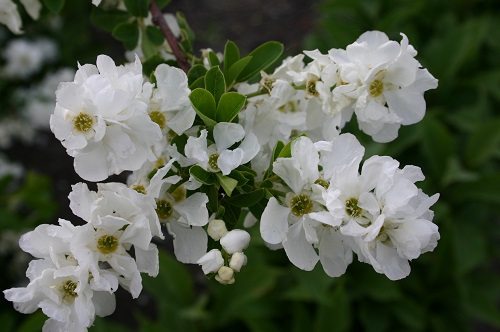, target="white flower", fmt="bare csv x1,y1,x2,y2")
229,252,247,272
184,123,260,175
153,176,209,264
4,263,115,332
50,55,163,181
21,68,75,130
260,137,324,271
220,229,250,255
345,156,440,280
215,266,235,285
328,31,438,142
2,38,57,79
148,64,196,136
0,0,22,34
207,219,228,241
69,182,163,240
197,249,224,274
